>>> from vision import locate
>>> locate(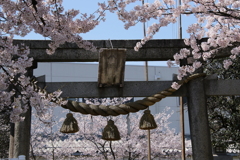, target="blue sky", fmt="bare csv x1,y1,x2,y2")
14,0,196,66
